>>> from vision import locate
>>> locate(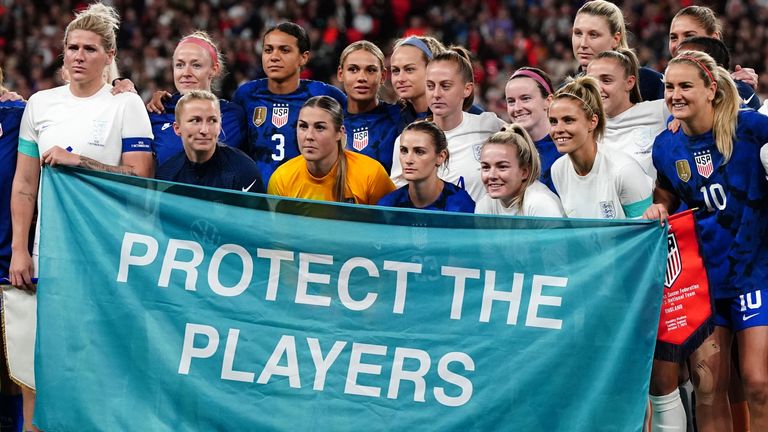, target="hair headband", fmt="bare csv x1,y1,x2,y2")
556,92,595,115
178,36,219,68
400,36,433,60
510,69,552,95
677,55,714,83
